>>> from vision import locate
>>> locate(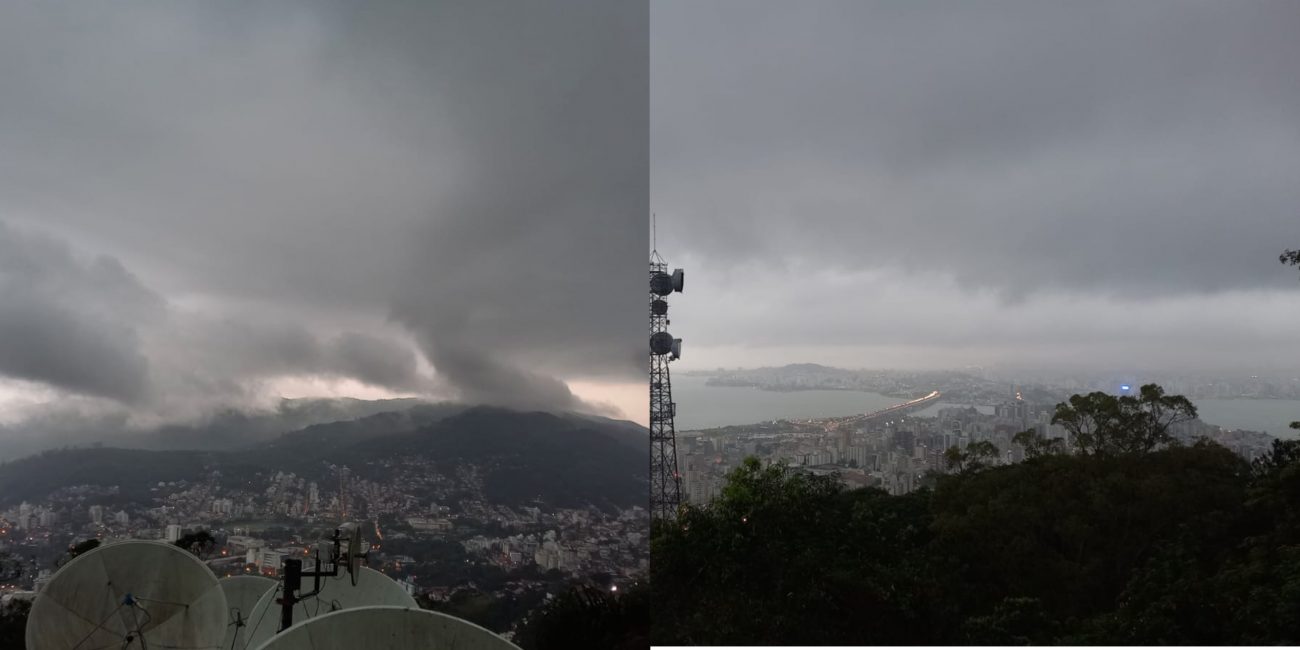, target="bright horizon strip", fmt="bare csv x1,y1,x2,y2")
272,376,651,426
0,375,650,430
565,379,648,427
